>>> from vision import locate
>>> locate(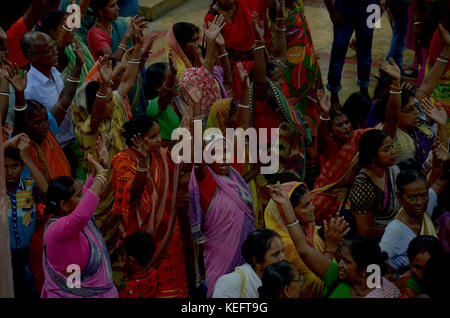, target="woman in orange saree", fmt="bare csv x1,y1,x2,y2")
111,114,188,298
